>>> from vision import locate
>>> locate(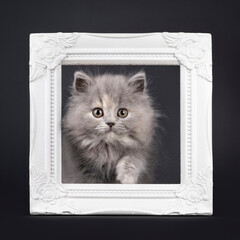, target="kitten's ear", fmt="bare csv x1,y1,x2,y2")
128,71,146,93
74,71,92,93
